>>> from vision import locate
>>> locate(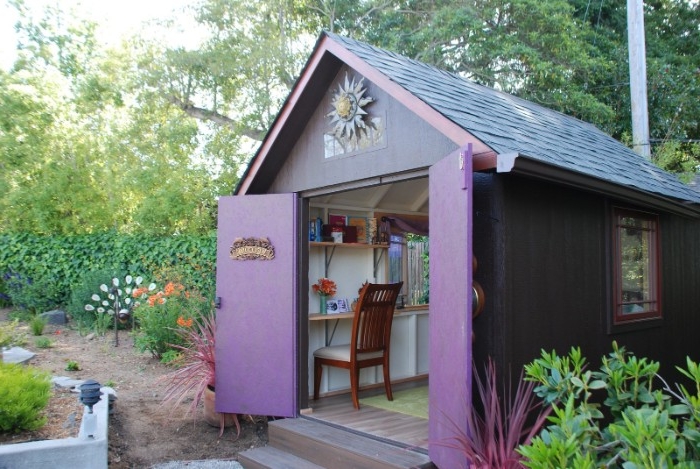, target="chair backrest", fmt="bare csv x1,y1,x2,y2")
350,282,403,357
